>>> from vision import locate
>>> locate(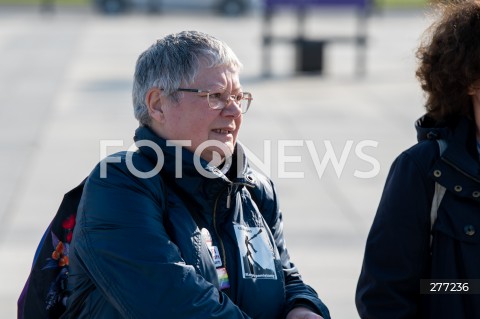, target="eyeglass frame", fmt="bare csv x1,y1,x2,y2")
173,88,253,114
